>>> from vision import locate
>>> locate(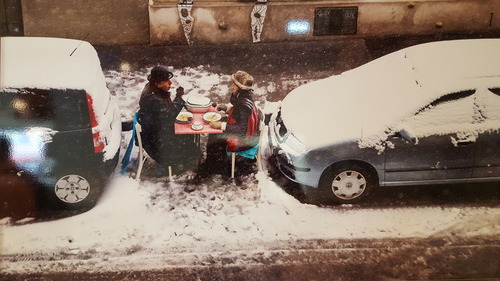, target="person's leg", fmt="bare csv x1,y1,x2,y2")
168,135,201,174
234,156,257,178
204,134,229,175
